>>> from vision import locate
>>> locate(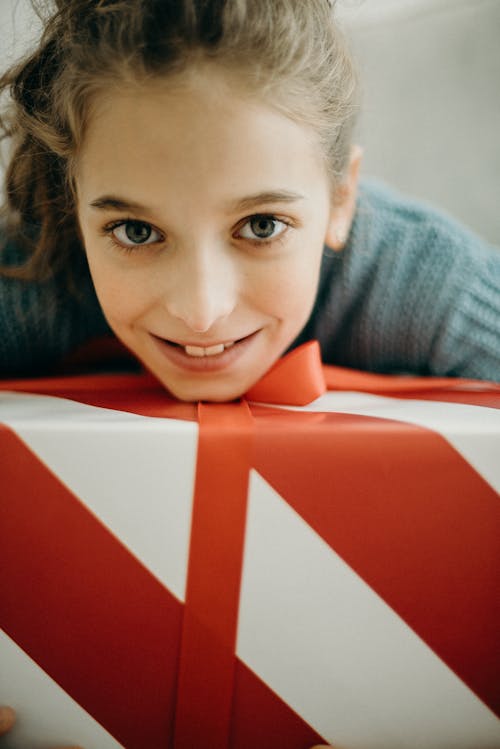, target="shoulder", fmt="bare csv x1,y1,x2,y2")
354,178,497,261
311,180,500,379
0,226,110,376
349,178,500,313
